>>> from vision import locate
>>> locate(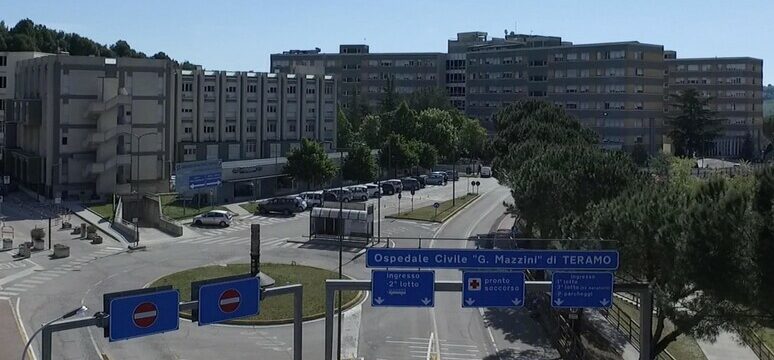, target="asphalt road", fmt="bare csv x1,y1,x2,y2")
1,178,558,360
